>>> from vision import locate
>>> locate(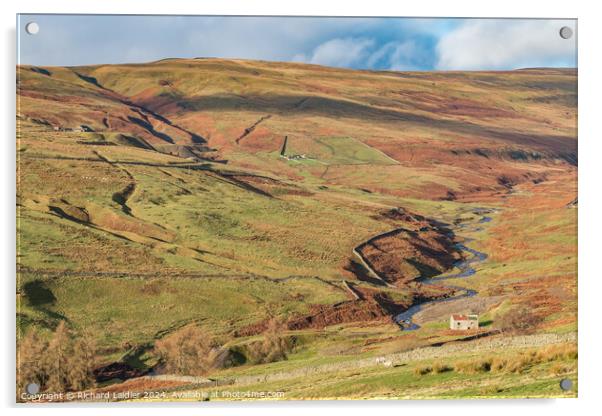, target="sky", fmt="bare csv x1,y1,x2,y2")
17,15,577,71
